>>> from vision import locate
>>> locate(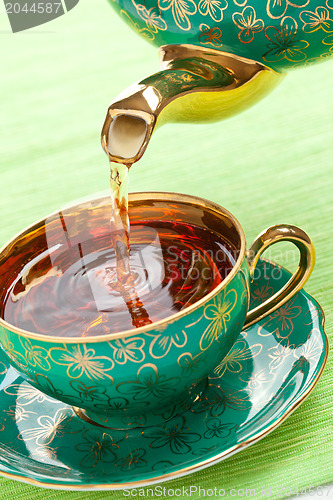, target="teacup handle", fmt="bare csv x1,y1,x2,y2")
244,225,315,329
